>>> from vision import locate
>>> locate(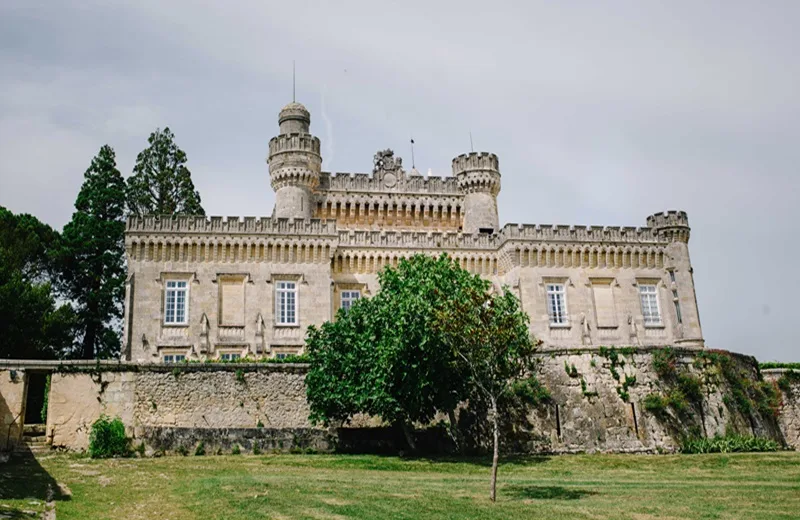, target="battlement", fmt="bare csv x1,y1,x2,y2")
646,210,690,243
452,152,500,176
337,229,498,250
498,223,662,245
318,171,462,195
646,210,689,229
268,133,321,158
125,215,338,236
